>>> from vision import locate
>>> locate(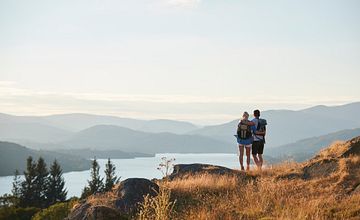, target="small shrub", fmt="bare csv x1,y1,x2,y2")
0,206,40,220
32,199,78,220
